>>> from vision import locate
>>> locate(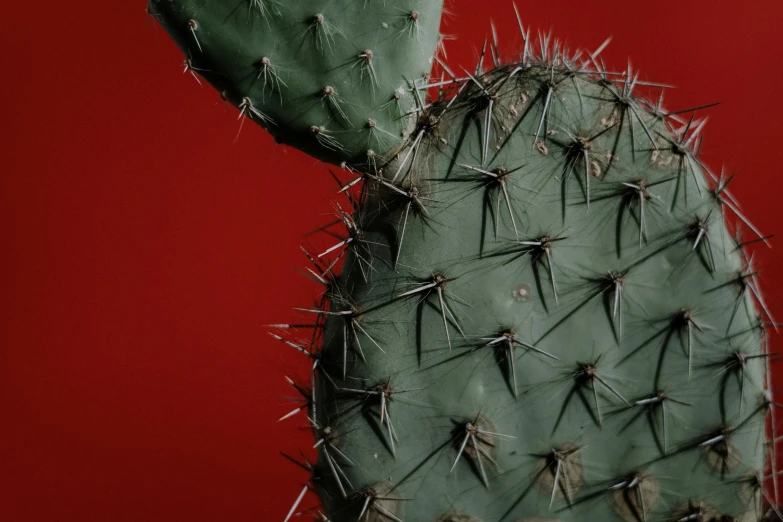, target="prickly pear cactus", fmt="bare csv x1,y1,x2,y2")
149,1,780,521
